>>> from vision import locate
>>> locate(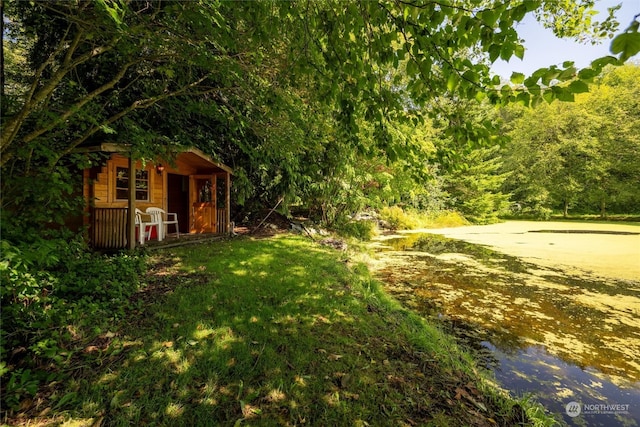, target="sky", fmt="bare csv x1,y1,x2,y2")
491,0,640,78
